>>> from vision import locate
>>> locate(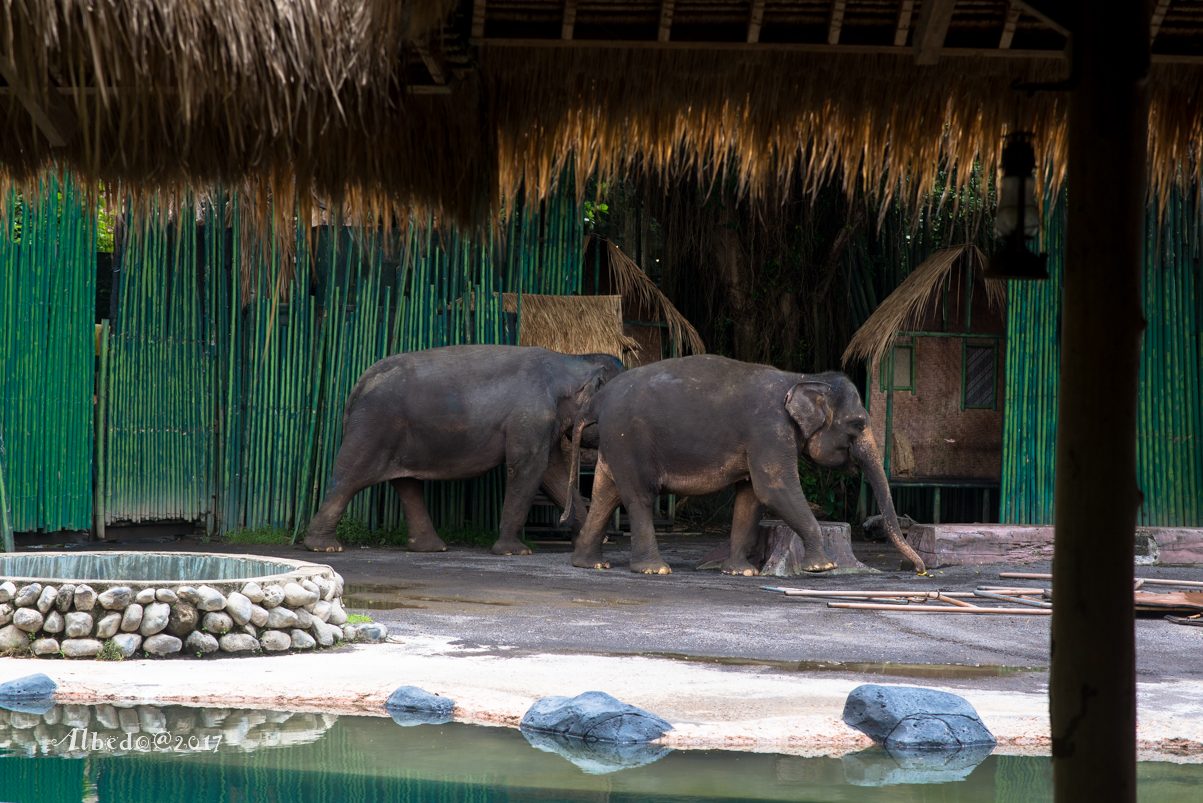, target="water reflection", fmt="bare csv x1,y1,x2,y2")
521,728,673,775
843,744,996,786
